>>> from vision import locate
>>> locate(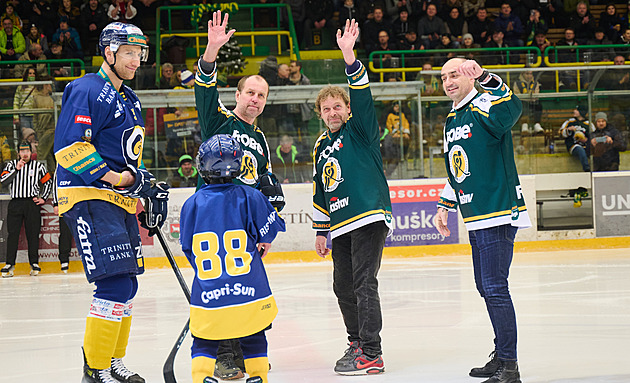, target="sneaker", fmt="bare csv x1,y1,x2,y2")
30,263,41,276
1,264,14,278
111,357,145,382
82,366,119,383
213,354,244,380
470,351,500,377
521,123,529,133
481,360,522,383
534,123,544,133
61,262,69,274
334,348,384,375
335,341,360,368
